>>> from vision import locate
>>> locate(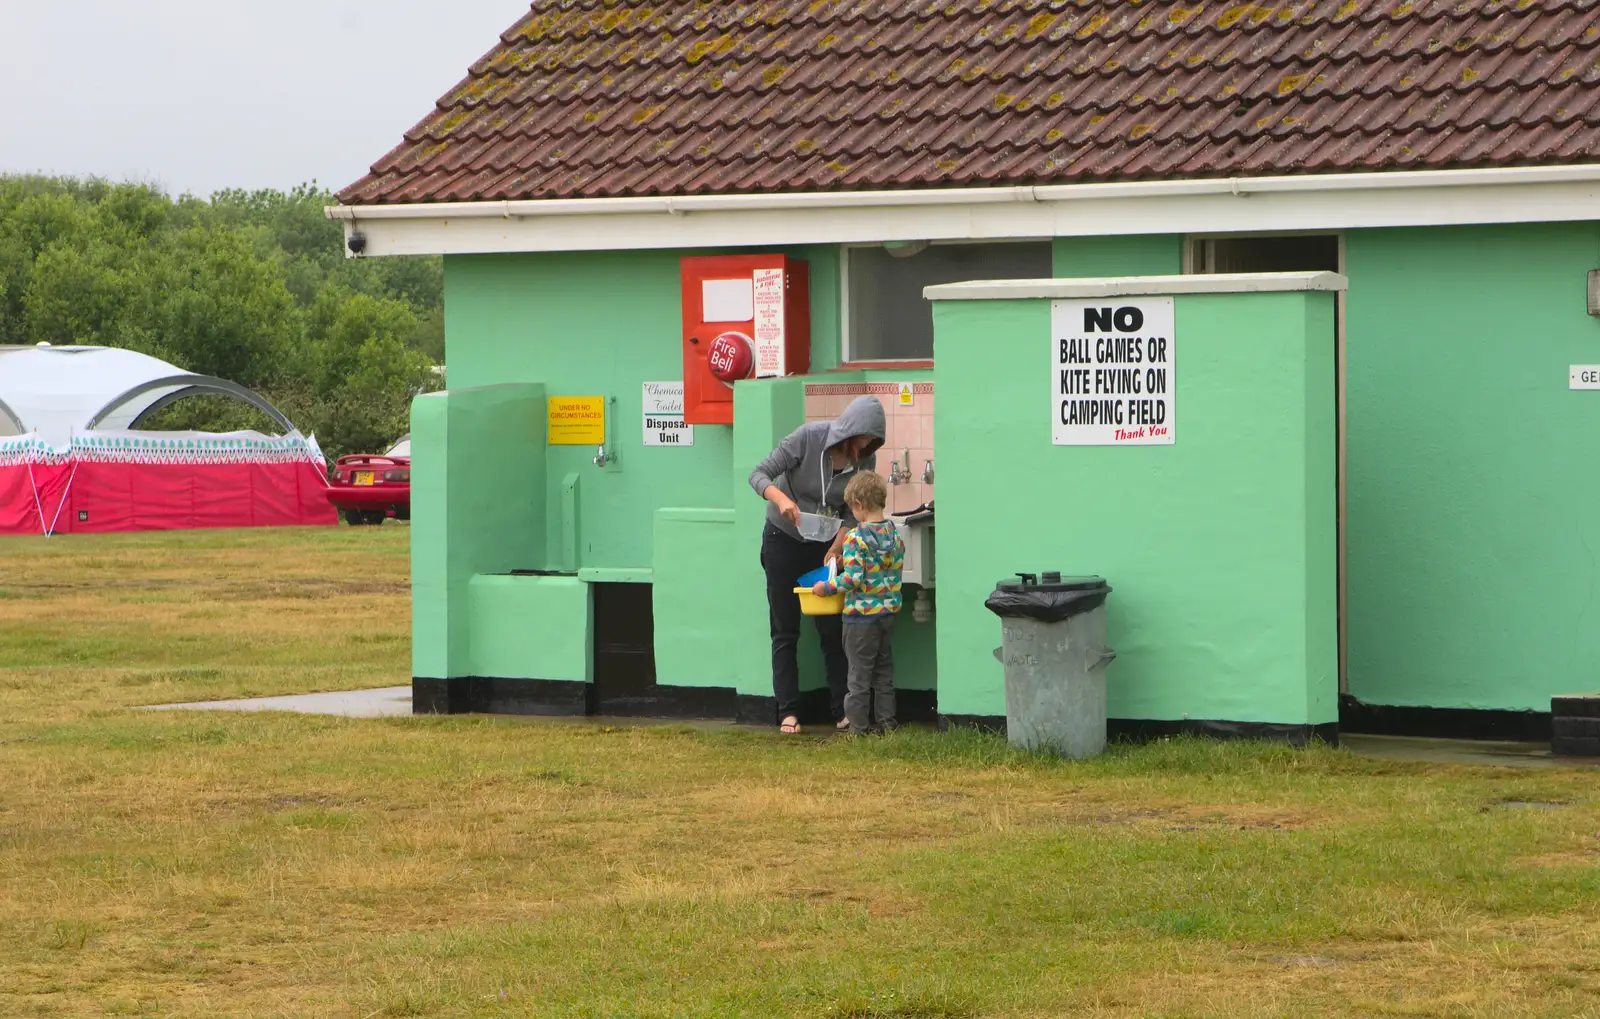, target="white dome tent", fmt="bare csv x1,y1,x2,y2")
0,344,296,447
0,345,333,535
